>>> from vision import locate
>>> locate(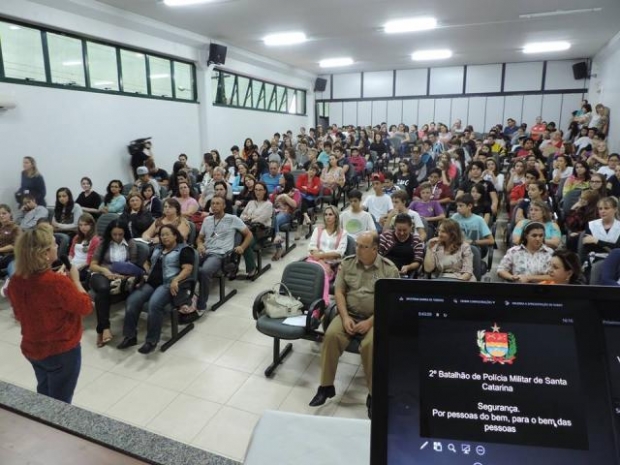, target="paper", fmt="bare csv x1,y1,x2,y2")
282,315,307,327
